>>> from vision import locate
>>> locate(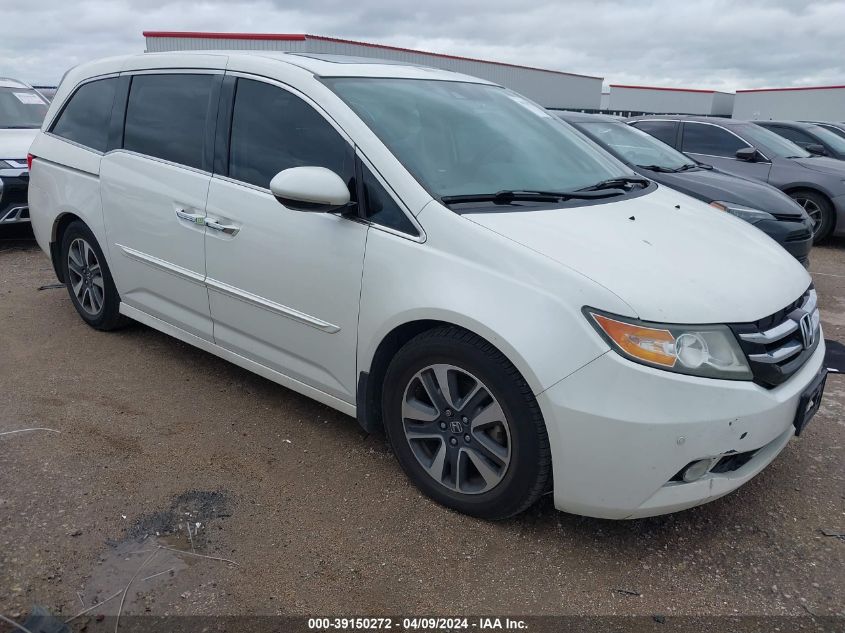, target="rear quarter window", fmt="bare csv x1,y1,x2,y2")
630,120,678,146
50,78,118,152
